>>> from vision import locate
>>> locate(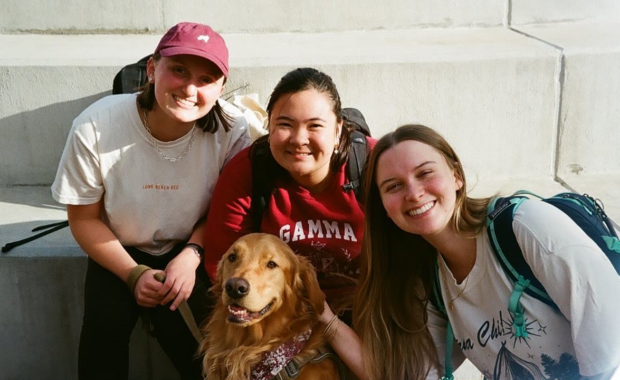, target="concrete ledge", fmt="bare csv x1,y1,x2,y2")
0,0,503,34
516,21,620,180
0,187,179,380
1,28,559,185
510,1,620,26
